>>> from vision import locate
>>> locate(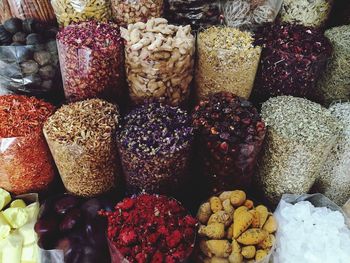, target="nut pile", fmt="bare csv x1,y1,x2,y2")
253,23,332,104
118,103,194,194
51,0,111,27
258,96,341,204
195,27,261,100
121,18,195,106
57,21,124,102
111,0,163,26
43,99,120,197
317,25,350,105
197,190,277,263
314,103,350,206
0,95,55,195
192,92,266,194
280,0,334,28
